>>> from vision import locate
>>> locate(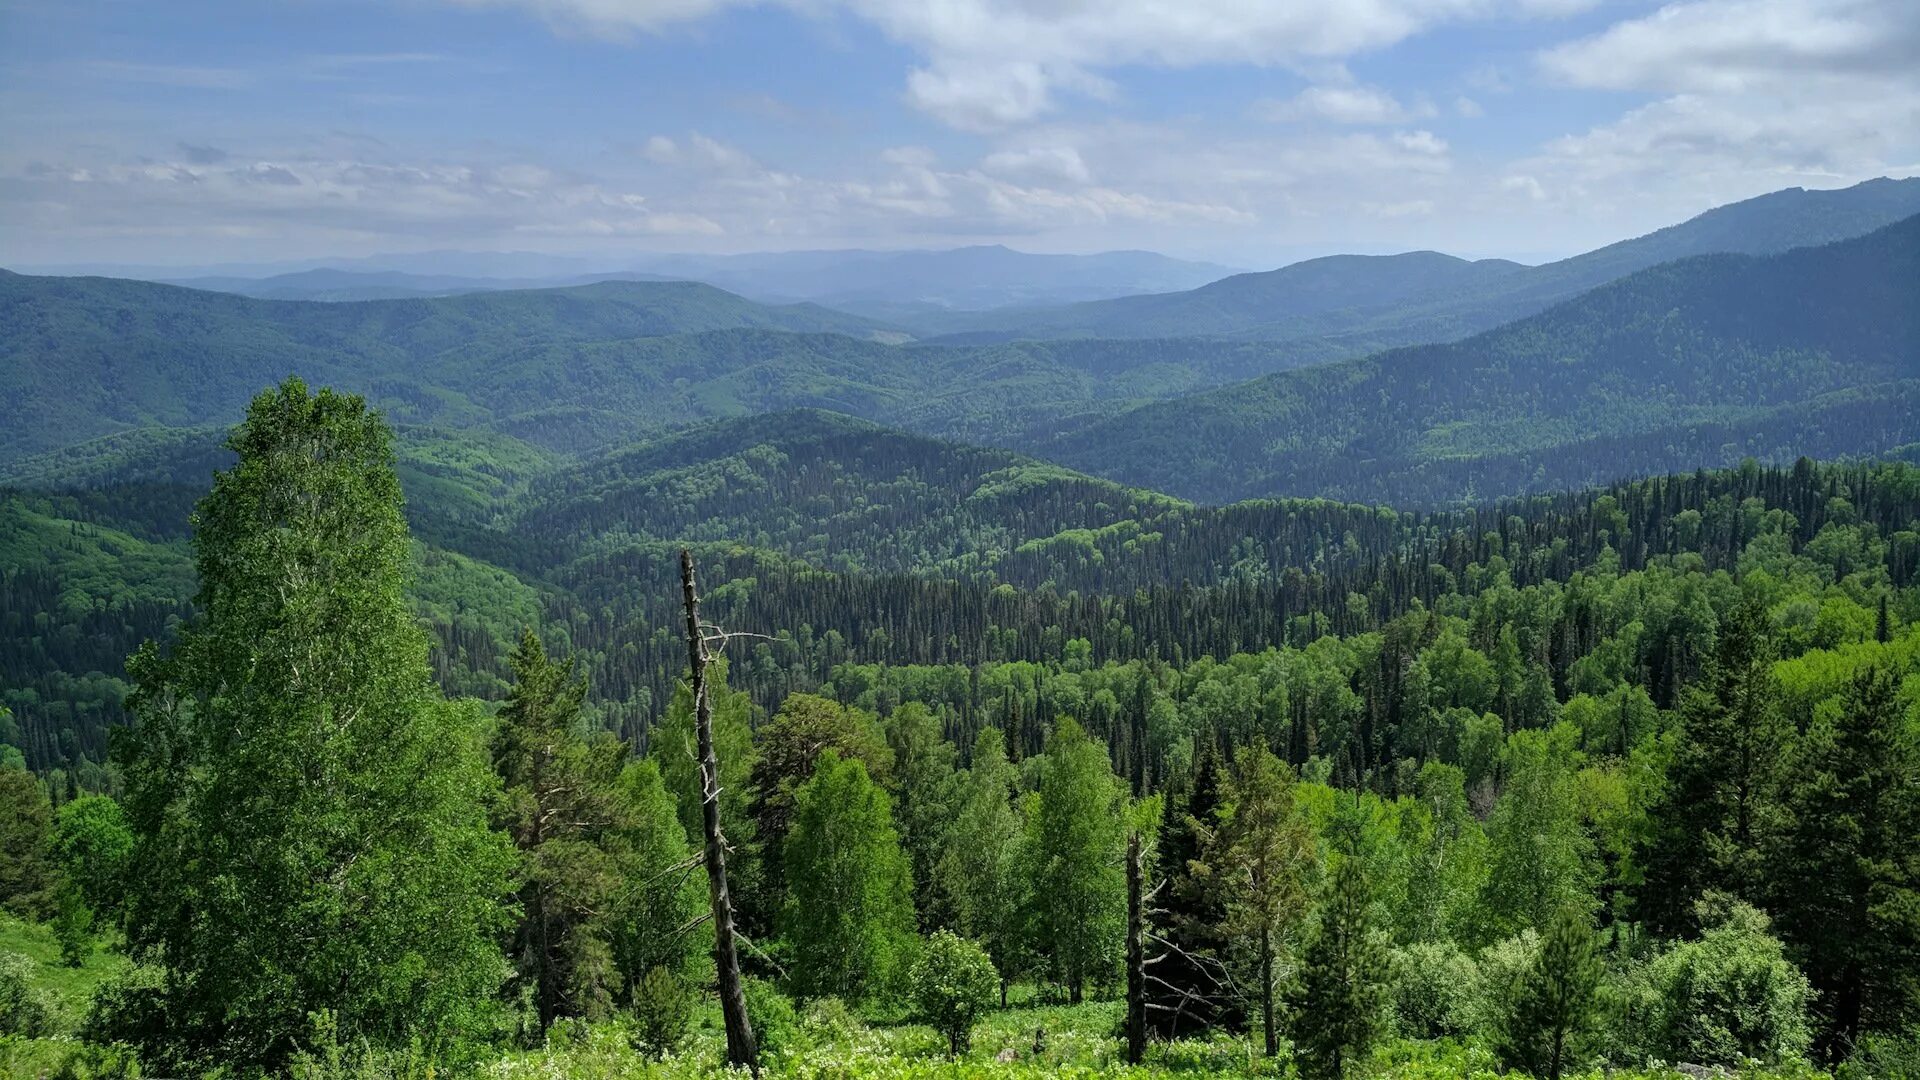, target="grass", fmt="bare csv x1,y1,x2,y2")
0,915,127,1034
